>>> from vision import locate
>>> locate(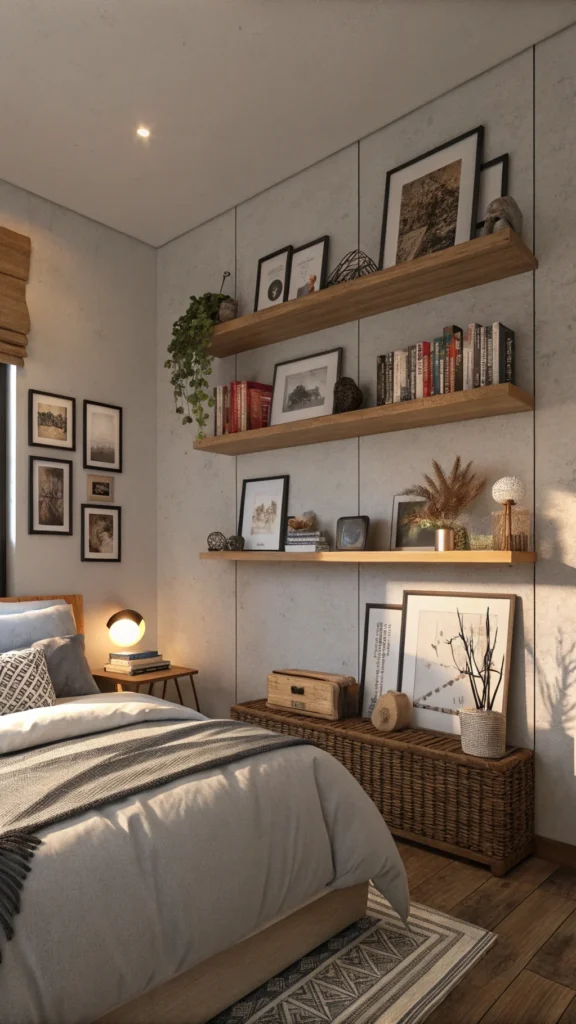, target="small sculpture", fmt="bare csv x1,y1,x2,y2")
207,531,227,551
226,535,245,551
492,476,528,552
288,511,317,532
327,250,378,287
334,376,363,413
371,692,412,733
481,197,523,236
